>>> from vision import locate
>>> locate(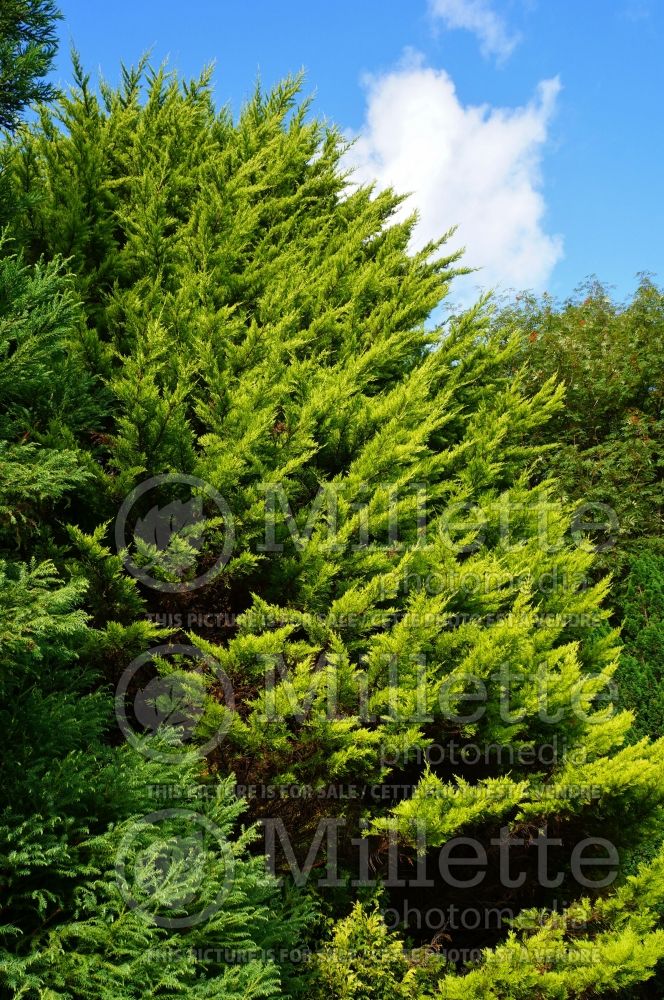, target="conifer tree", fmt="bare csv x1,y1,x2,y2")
3,57,664,999
0,249,312,999
0,0,60,131
0,0,61,229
